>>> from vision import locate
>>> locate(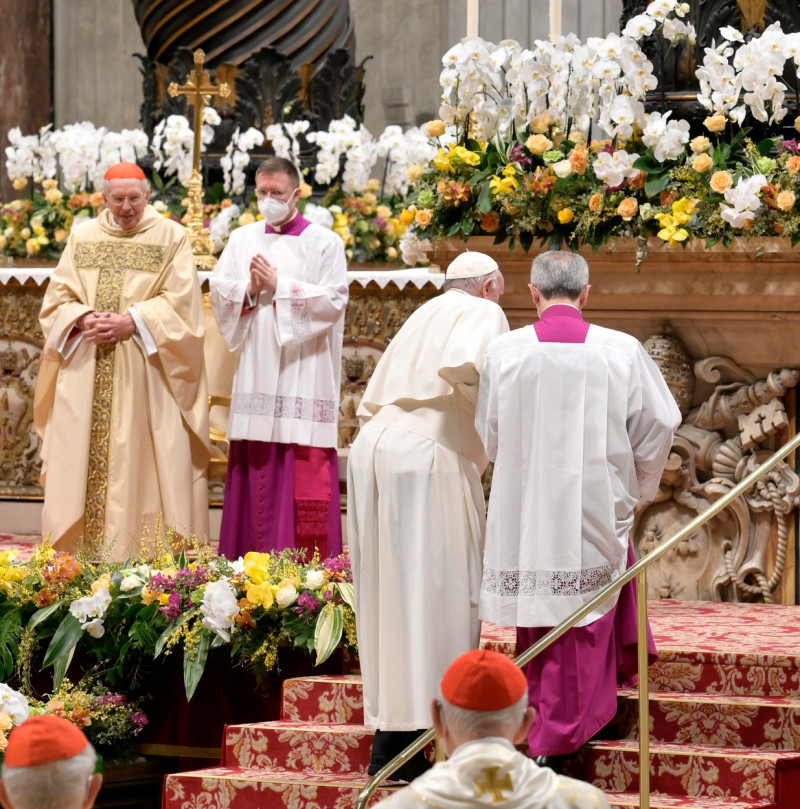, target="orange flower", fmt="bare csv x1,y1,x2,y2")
776,190,796,211
704,114,726,133
692,153,714,173
426,119,446,137
414,209,433,228
709,171,733,194
659,189,679,207
617,198,639,221
480,211,500,233
786,155,800,175
525,134,552,155
568,145,589,175
588,193,603,213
